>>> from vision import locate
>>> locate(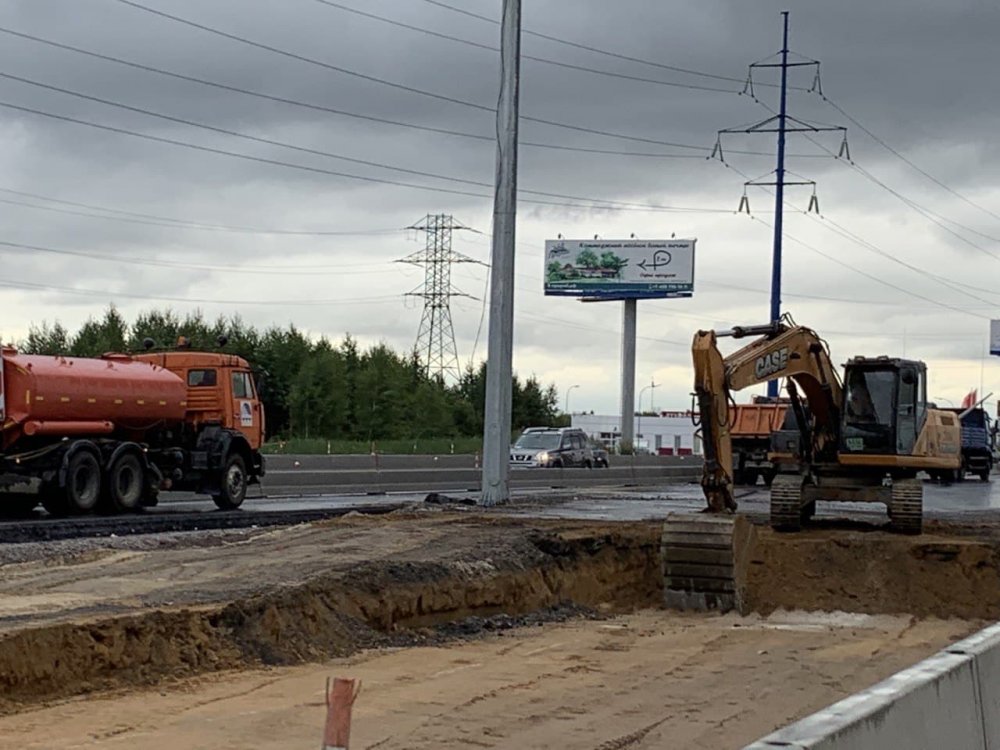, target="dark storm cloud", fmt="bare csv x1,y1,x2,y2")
0,0,996,410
